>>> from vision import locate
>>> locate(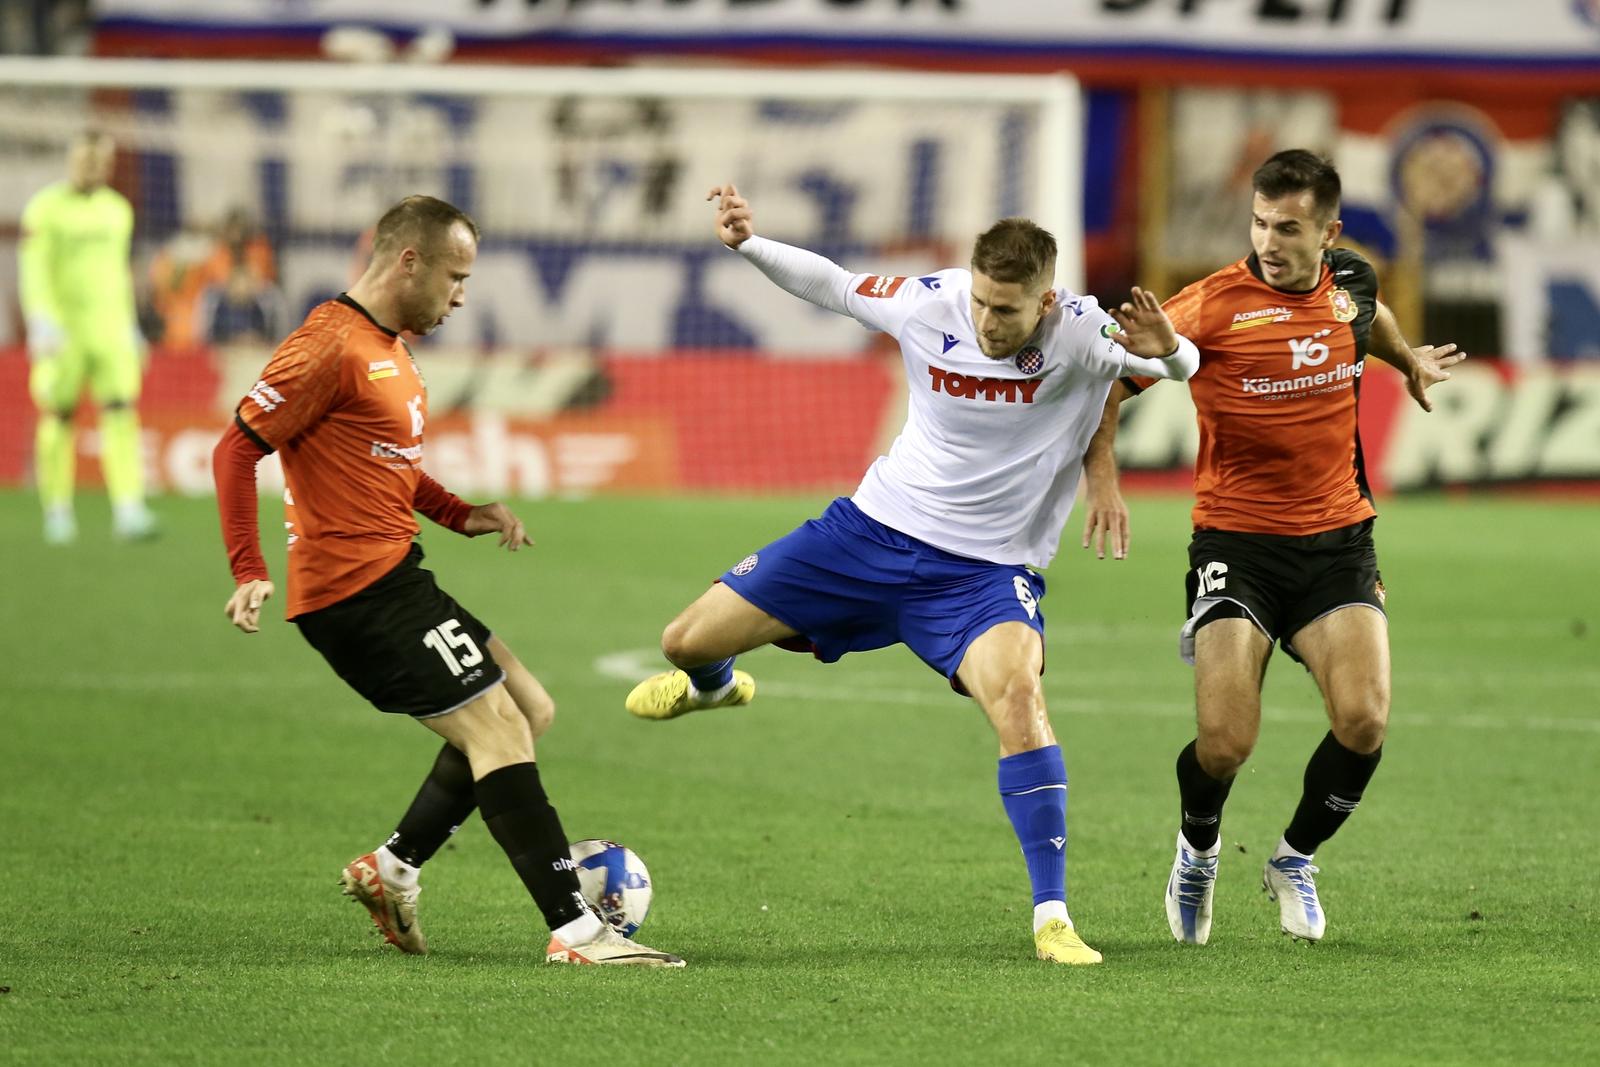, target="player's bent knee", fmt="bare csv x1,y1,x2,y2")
660,617,708,668
987,681,1052,752
1196,731,1255,778
1332,702,1388,754
522,690,556,738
